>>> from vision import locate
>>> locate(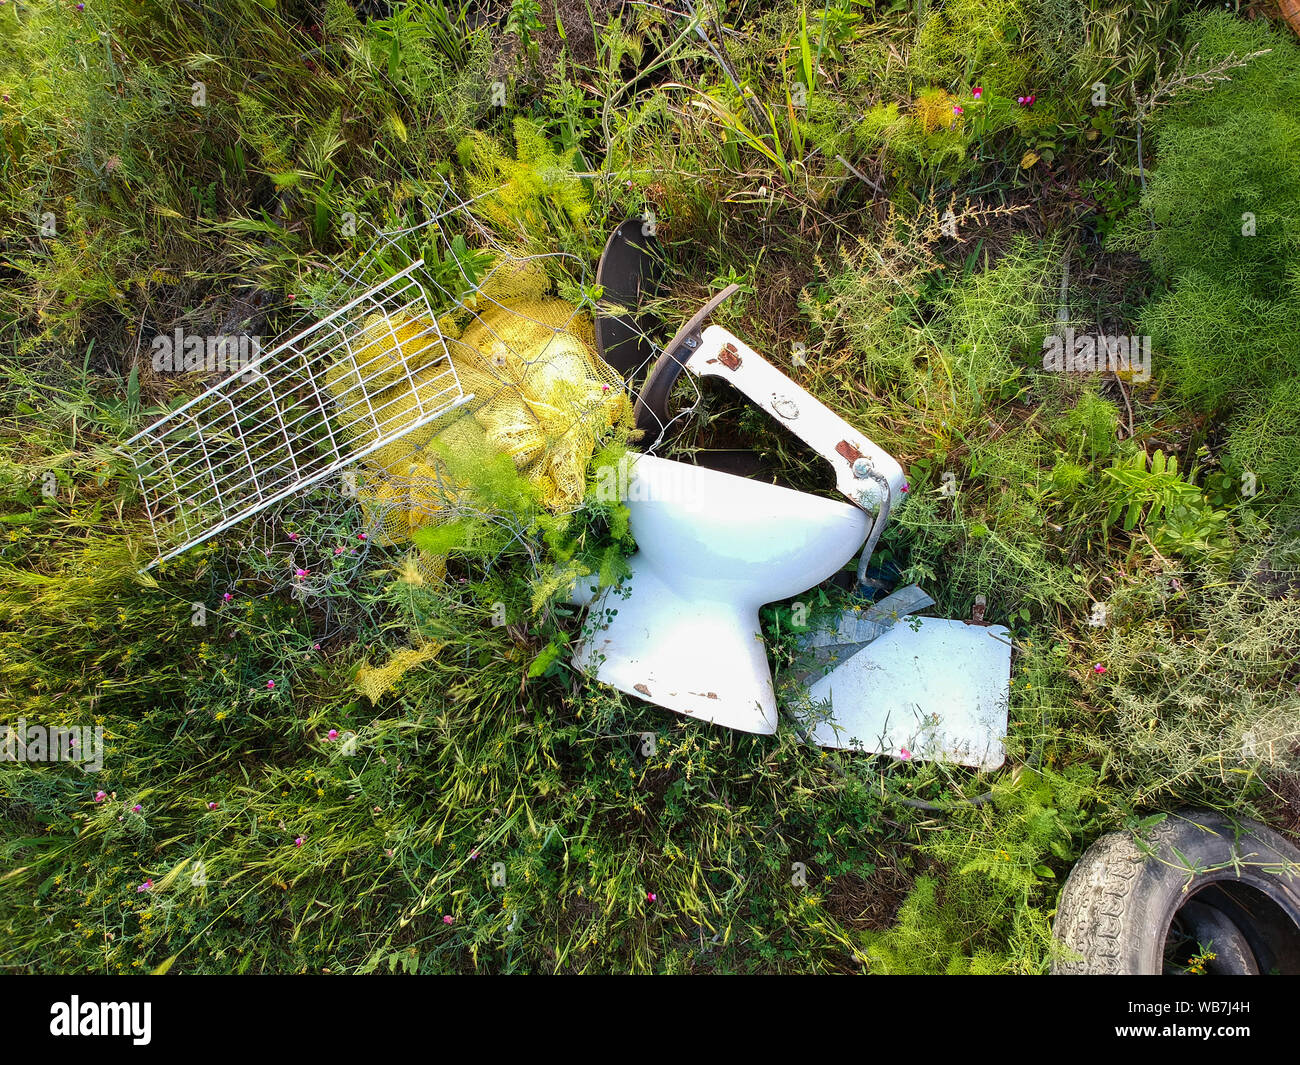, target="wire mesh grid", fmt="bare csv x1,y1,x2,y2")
122,258,472,569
